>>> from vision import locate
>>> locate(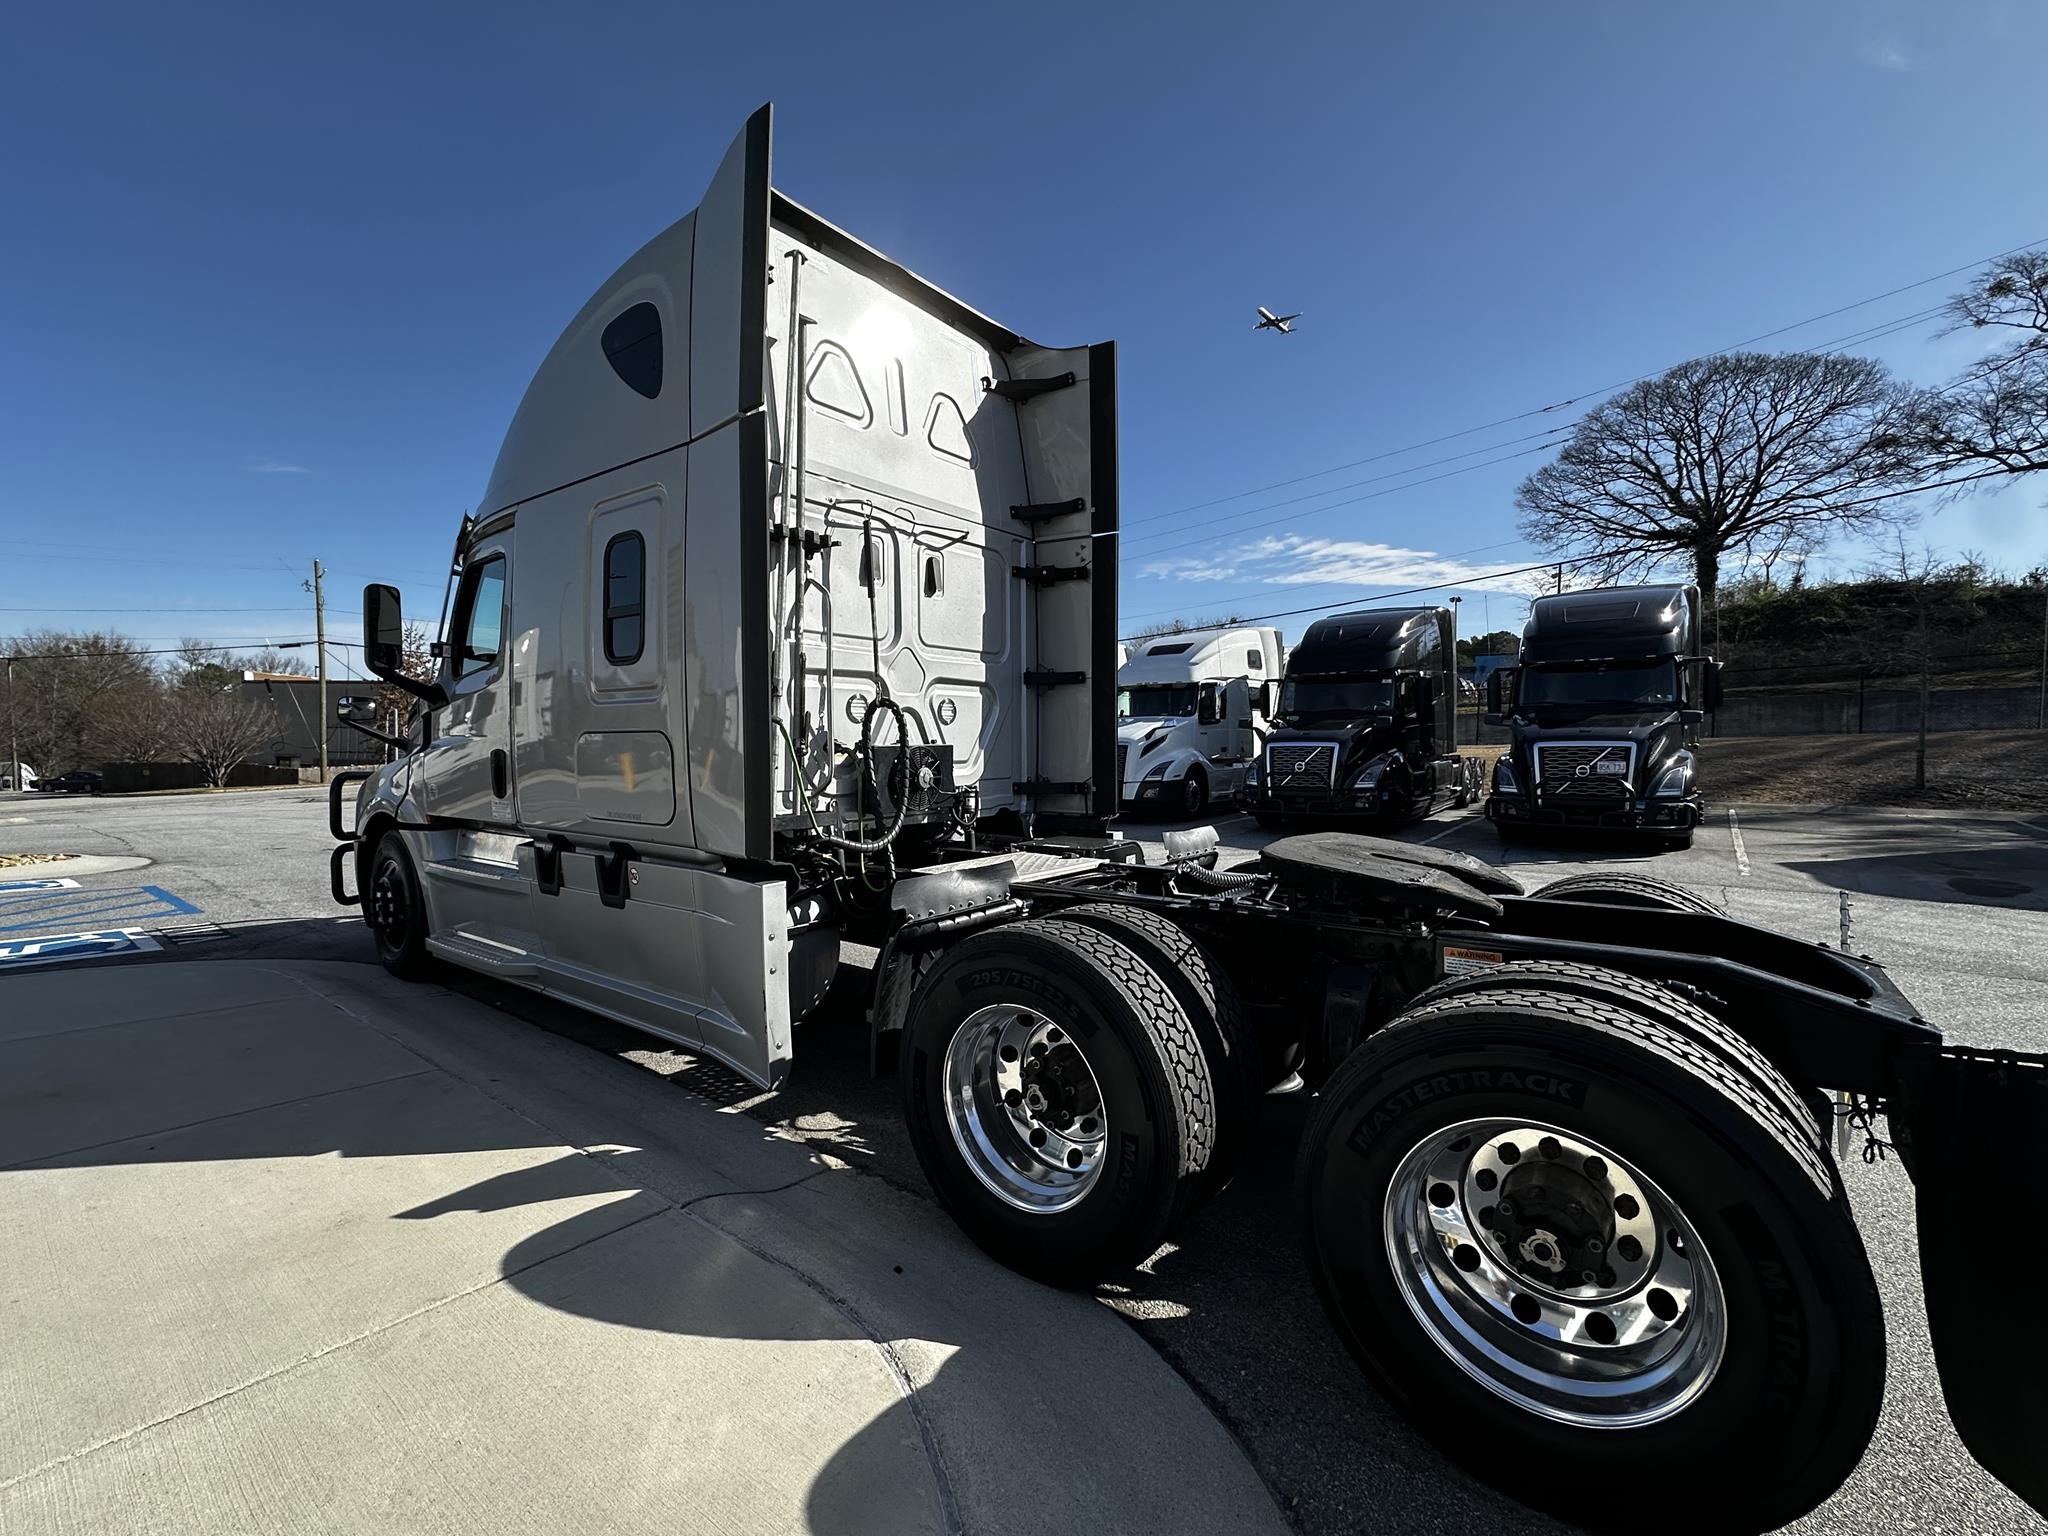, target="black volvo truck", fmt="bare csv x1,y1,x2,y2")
1239,605,1479,828
1484,583,1721,849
